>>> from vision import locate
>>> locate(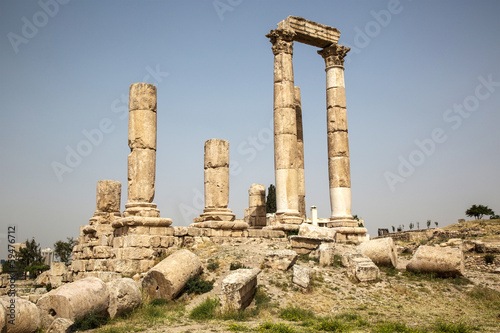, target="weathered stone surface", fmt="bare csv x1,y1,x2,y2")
129,109,157,150
298,223,336,239
220,268,260,311
277,16,340,48
328,157,351,187
112,216,172,228
327,107,348,132
142,249,202,301
406,246,464,277
129,82,156,112
37,277,109,329
357,238,398,267
127,148,156,203
348,259,380,283
95,180,121,214
262,250,297,270
328,131,349,157
292,265,311,288
204,167,229,209
0,303,5,332
191,221,248,230
35,270,51,286
107,278,142,319
0,296,40,333
318,243,337,267
47,318,73,333
204,139,229,169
